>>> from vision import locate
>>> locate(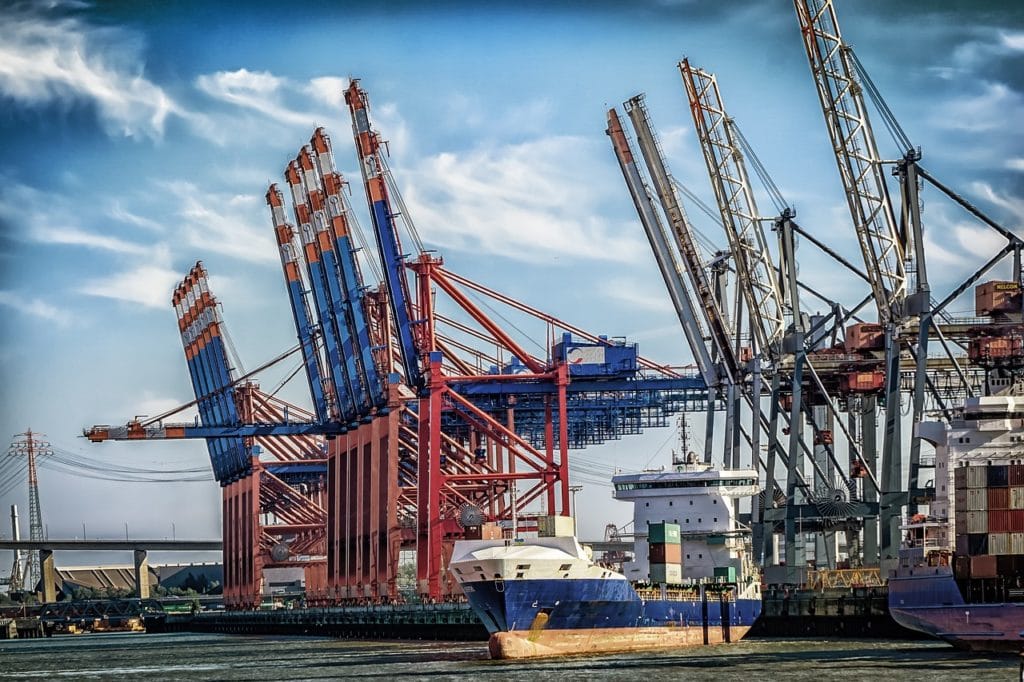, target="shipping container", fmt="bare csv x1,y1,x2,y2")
966,466,988,489
954,466,968,489
953,554,971,579
1011,510,1024,532
966,510,988,534
647,522,681,544
537,515,575,538
987,487,1009,510
974,280,1021,316
1011,532,1024,555
987,465,1009,488
967,533,988,556
966,488,988,511
1010,464,1024,487
648,543,683,565
955,533,968,555
649,563,683,584
953,487,969,510
989,532,1010,555
971,554,998,578
1011,486,1024,510
713,566,737,582
988,510,1010,533
995,554,1024,578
